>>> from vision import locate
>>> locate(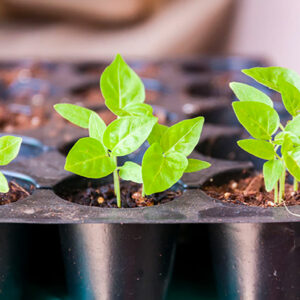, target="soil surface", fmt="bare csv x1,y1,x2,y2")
0,103,49,132
188,73,232,98
0,63,51,87
73,87,105,105
97,109,116,125
0,181,31,205
60,181,181,208
204,173,300,207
